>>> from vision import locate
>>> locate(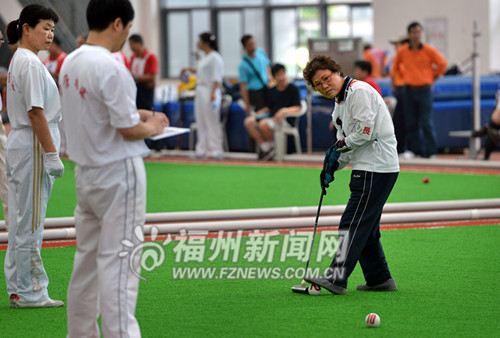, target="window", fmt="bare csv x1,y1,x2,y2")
218,11,243,78
269,0,319,4
272,9,297,77
191,10,212,59
298,7,321,47
271,6,321,77
161,0,209,8
327,4,373,43
167,12,190,77
215,0,263,6
327,5,351,38
161,2,374,78
165,10,211,77
352,6,373,44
